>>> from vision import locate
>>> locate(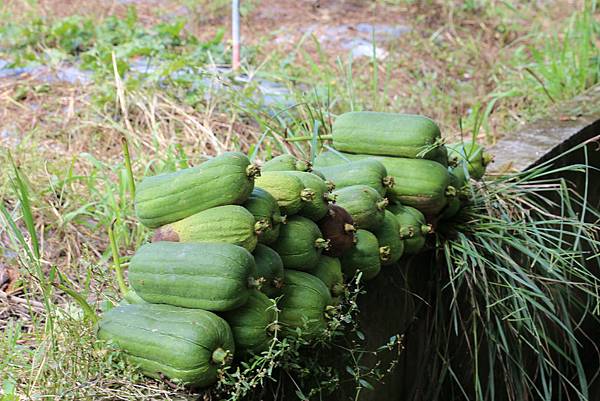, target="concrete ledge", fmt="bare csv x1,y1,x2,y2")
490,84,600,173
